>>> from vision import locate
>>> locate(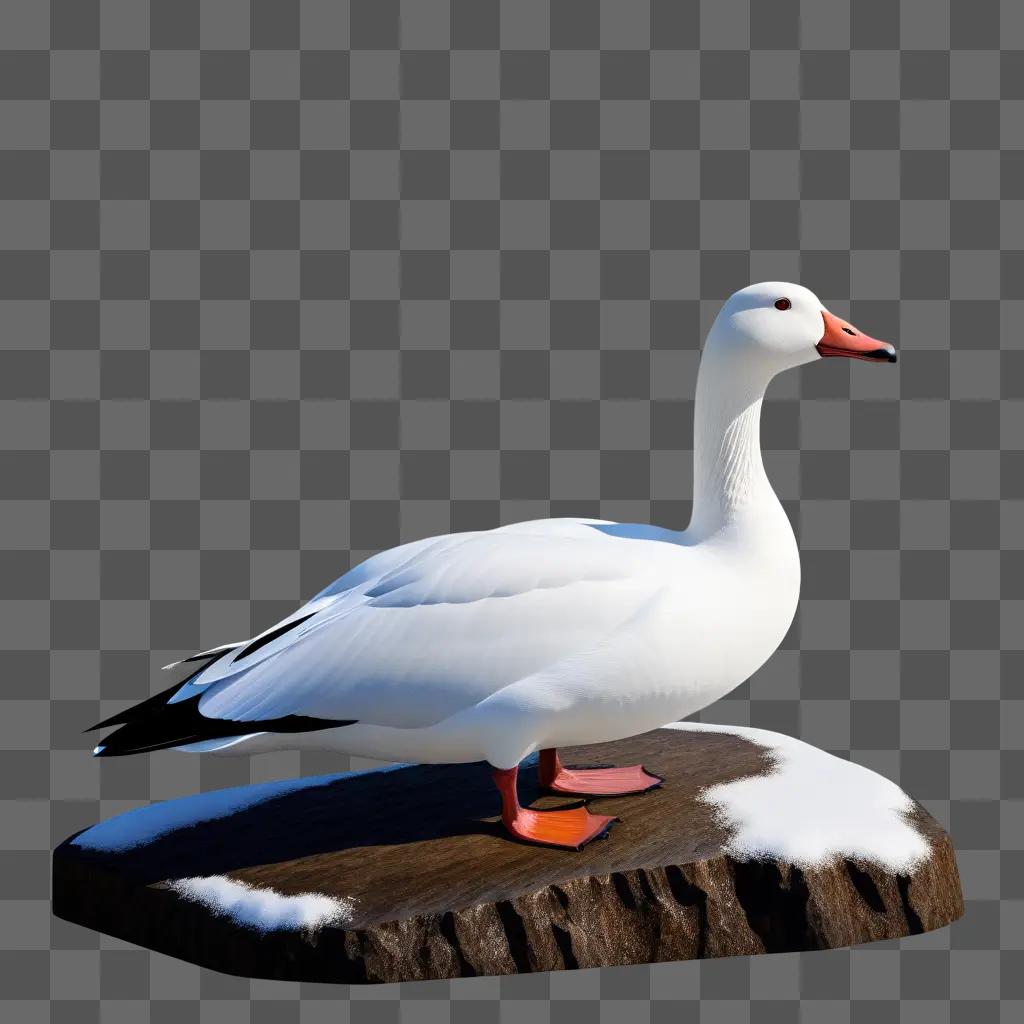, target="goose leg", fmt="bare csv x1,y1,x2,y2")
492,765,615,850
538,748,663,796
